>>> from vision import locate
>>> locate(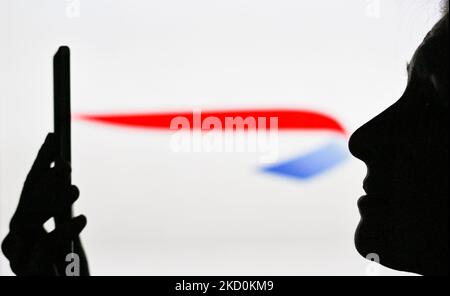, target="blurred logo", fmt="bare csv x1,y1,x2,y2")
76,108,348,180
